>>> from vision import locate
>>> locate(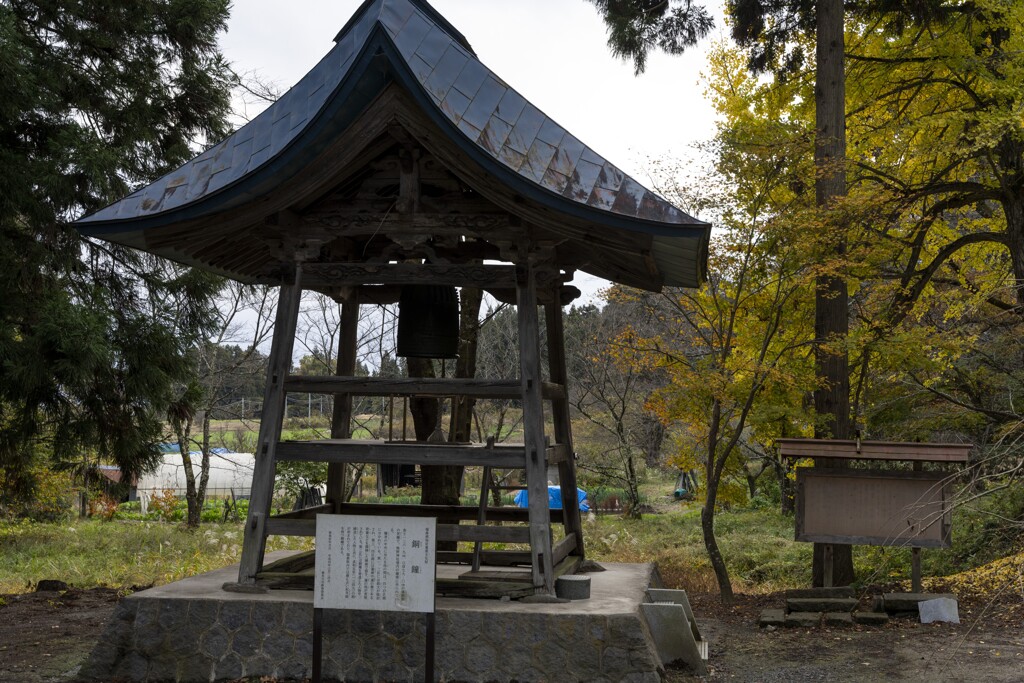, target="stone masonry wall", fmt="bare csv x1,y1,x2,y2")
82,594,663,682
